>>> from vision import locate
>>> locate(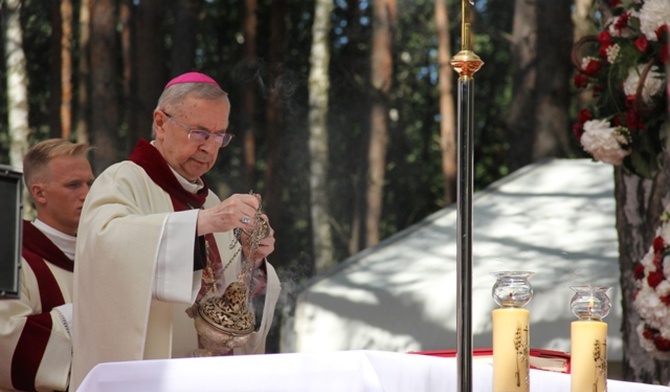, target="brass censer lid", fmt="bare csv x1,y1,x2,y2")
197,281,255,336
